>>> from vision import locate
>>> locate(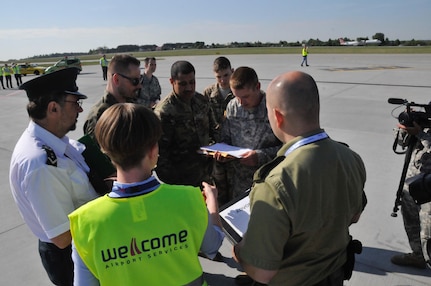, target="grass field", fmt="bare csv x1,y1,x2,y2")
7,46,431,66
